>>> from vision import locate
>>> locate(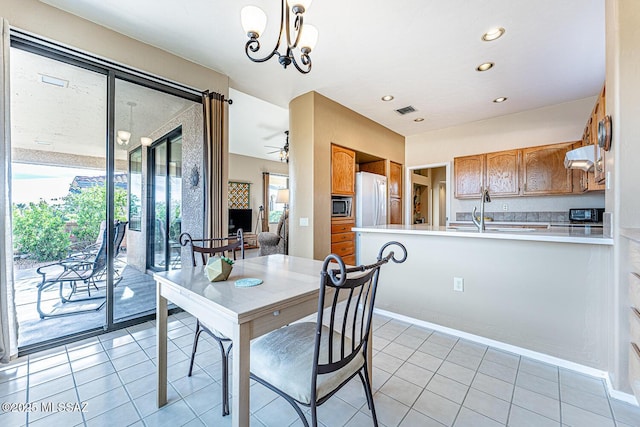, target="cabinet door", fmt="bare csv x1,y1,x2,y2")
486,150,520,197
389,197,402,224
454,155,484,199
331,145,356,195
522,142,573,195
389,162,403,198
